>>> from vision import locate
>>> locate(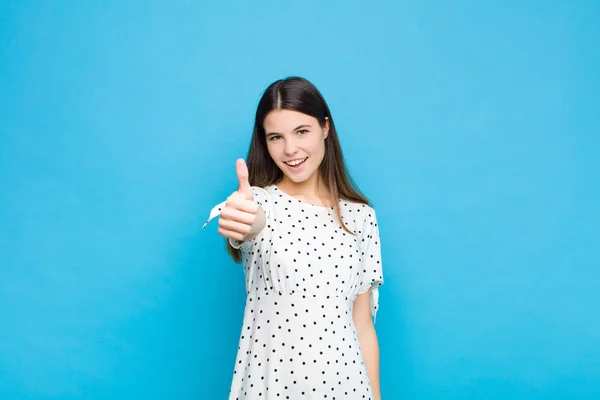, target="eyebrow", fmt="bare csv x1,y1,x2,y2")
265,124,311,138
